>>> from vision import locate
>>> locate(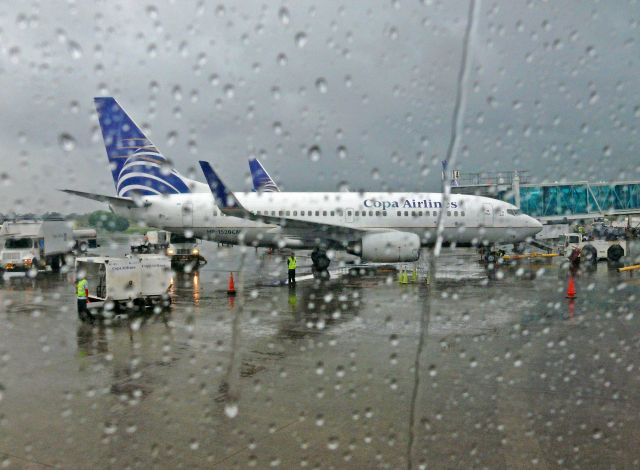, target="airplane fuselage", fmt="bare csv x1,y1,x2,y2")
112,191,542,249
